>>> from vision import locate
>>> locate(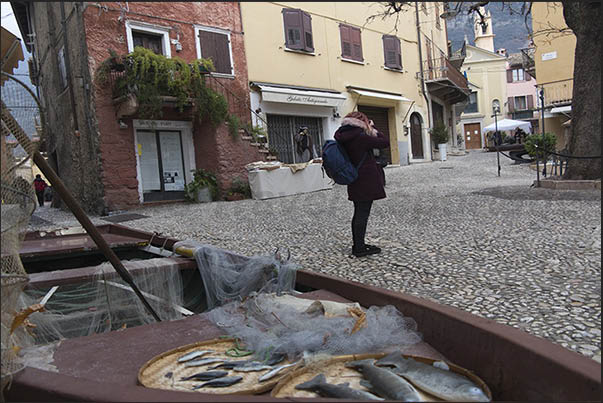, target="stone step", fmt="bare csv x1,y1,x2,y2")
266,155,277,161
241,135,253,141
